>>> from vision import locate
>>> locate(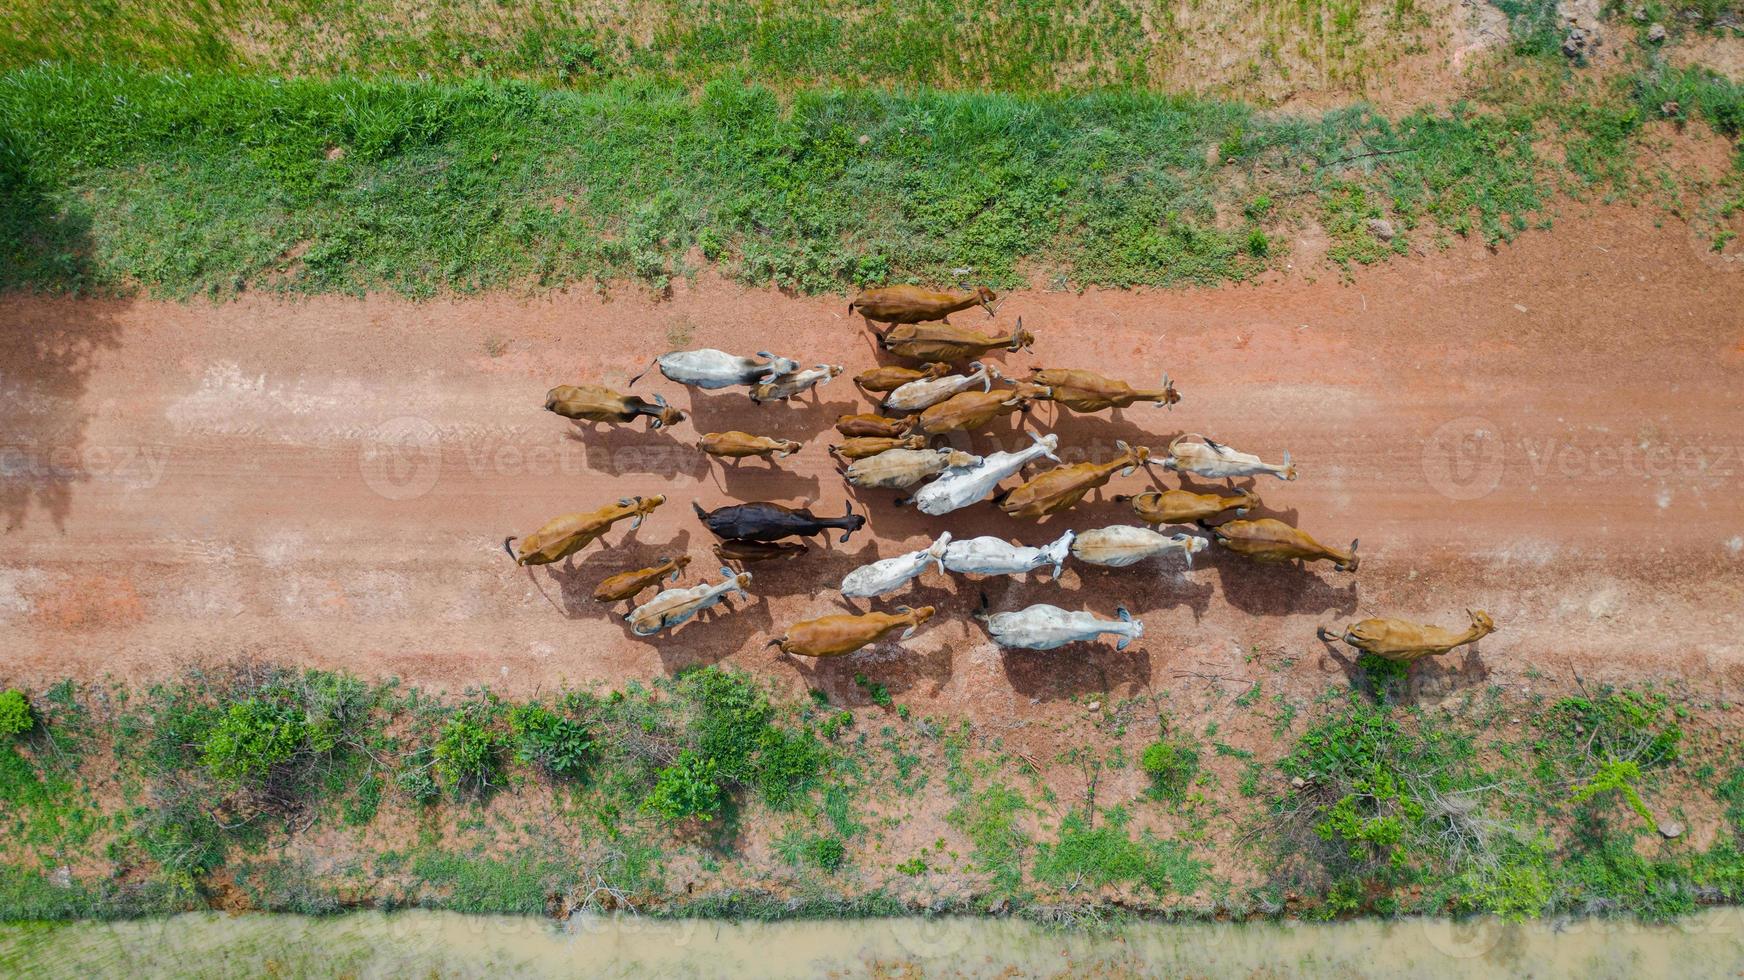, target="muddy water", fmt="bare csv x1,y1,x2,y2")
7,910,1744,978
